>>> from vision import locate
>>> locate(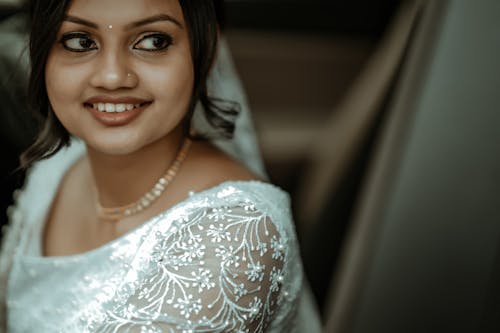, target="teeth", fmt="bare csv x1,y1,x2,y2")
105,103,115,112
92,103,138,113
